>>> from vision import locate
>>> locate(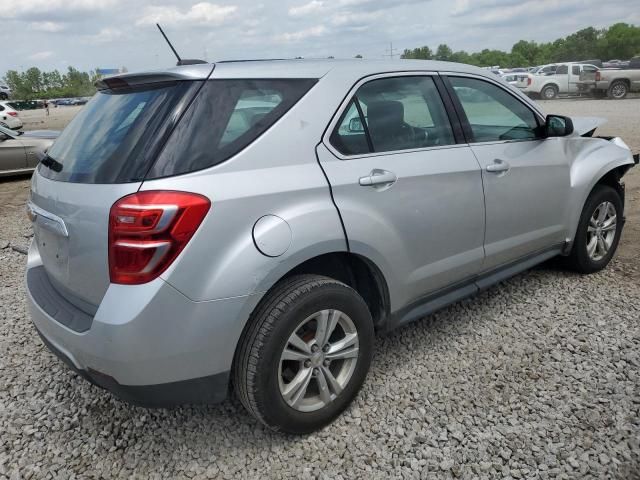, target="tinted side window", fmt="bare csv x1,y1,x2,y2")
330,76,454,155
556,65,569,75
147,79,317,179
572,65,581,75
449,77,540,143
